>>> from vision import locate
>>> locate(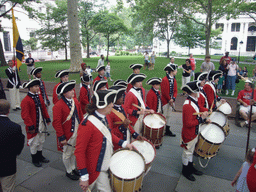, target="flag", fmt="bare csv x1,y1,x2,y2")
12,8,24,70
